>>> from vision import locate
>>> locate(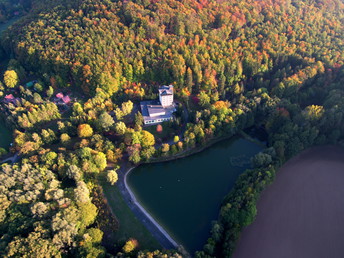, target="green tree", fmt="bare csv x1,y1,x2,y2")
122,100,133,116
46,86,54,98
198,91,210,107
79,202,97,229
0,147,7,156
115,122,127,135
98,72,119,94
141,146,155,161
129,150,141,164
34,83,43,92
93,152,107,171
60,133,71,146
114,108,124,120
233,83,242,95
186,67,193,91
251,152,272,167
98,112,114,131
303,105,324,121
135,112,144,128
42,151,58,166
33,93,43,103
86,228,103,244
